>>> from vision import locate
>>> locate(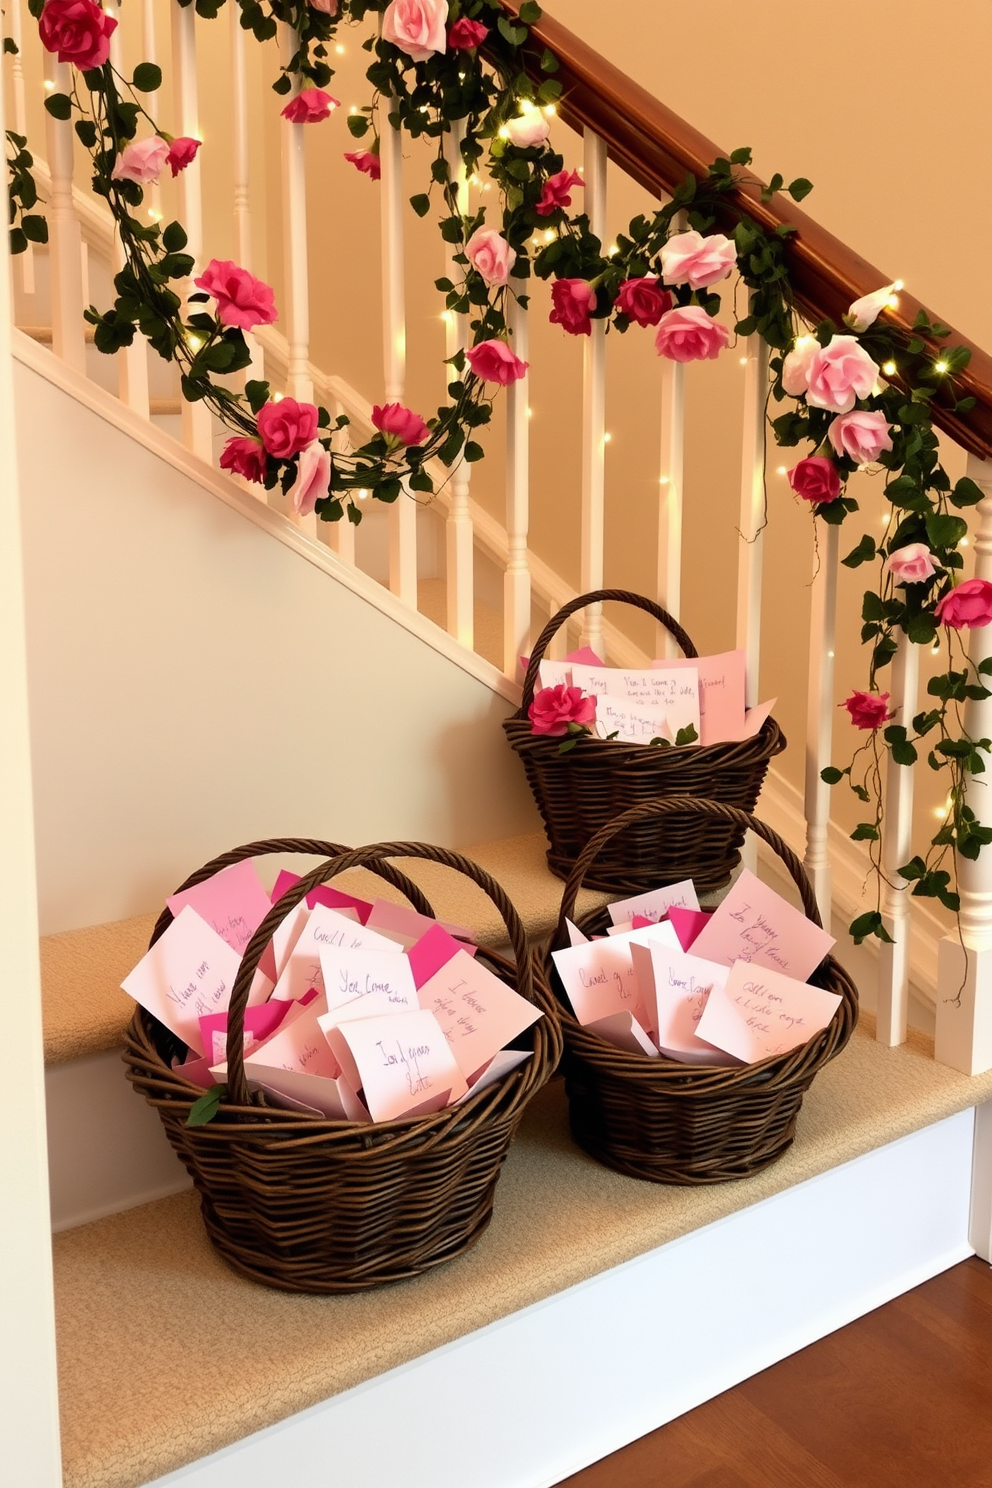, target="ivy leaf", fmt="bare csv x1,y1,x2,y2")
21,214,48,244
820,766,844,785
540,47,559,72
788,177,814,201
347,113,369,138
74,119,98,148
674,724,699,747
849,910,892,946
925,511,968,550
519,0,542,20
44,92,72,120
842,534,876,569
409,193,431,218
464,441,485,462
186,1084,226,1127
132,62,163,92
850,823,880,842
949,476,984,508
